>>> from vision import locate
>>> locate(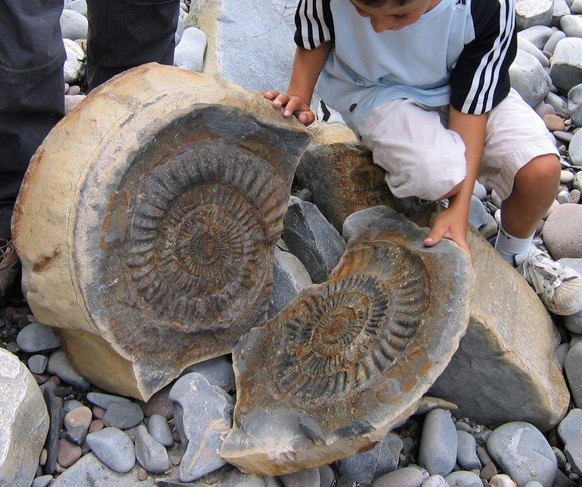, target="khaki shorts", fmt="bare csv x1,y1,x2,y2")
358,89,559,201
